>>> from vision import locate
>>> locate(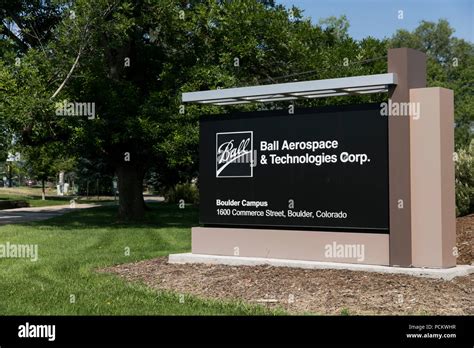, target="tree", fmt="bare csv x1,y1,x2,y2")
3,0,355,220
318,15,350,40
5,1,457,222
390,20,474,150
22,142,61,200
